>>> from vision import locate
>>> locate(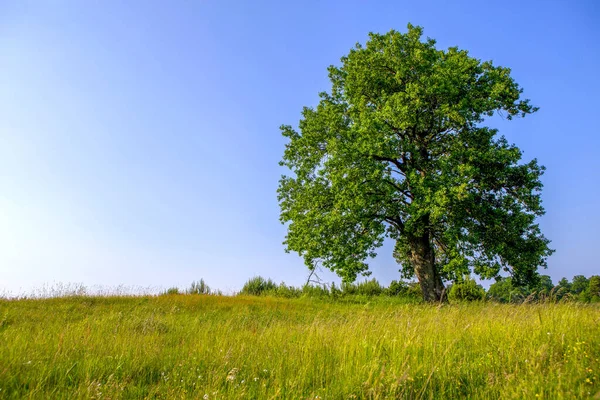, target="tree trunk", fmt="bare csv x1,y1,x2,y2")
408,231,446,303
